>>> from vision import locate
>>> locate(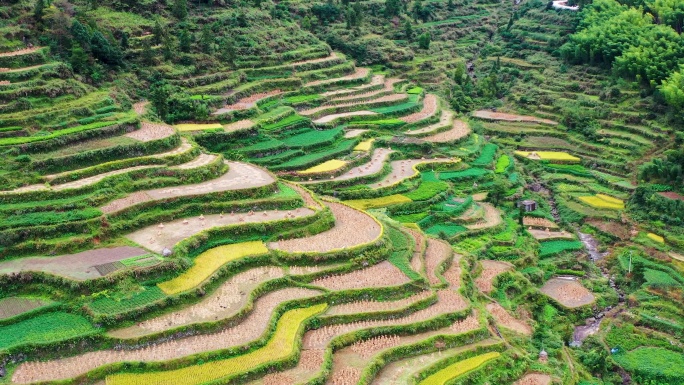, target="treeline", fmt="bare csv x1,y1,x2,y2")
640,149,684,187
560,0,684,115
